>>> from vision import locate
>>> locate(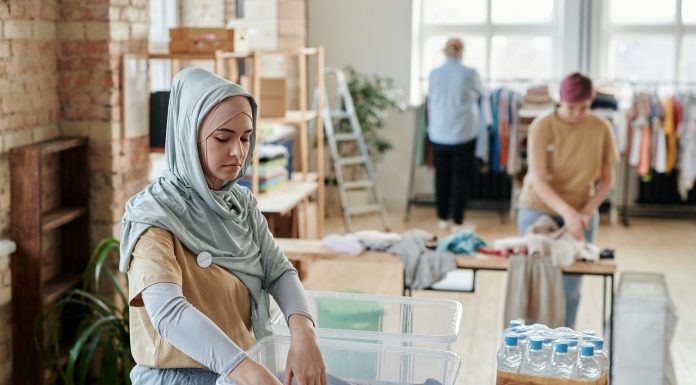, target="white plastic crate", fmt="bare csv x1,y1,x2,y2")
248,335,461,385
267,290,463,349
